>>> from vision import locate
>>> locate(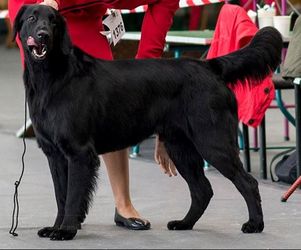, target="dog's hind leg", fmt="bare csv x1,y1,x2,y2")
195,128,264,233
163,133,214,230
49,144,99,241
218,156,263,233
37,143,69,238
